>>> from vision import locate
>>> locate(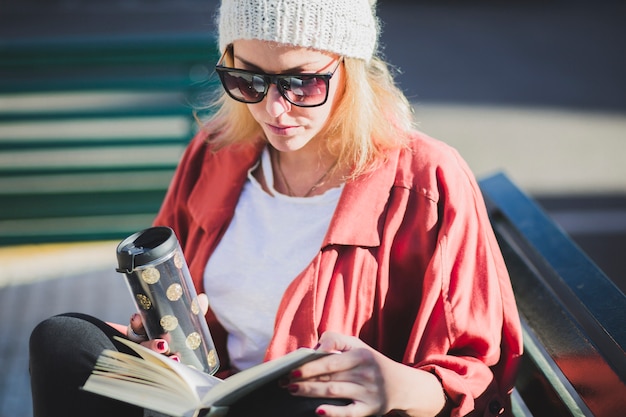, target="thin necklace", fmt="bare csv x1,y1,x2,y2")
275,151,338,197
